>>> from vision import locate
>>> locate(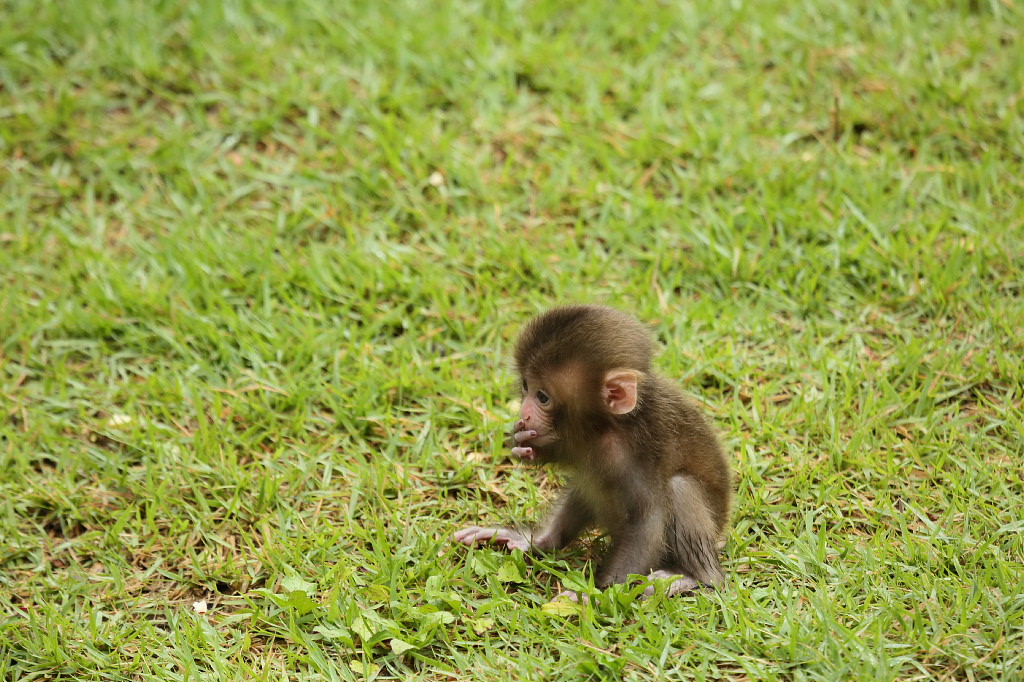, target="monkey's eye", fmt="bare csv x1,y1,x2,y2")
536,391,550,405
522,379,528,393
